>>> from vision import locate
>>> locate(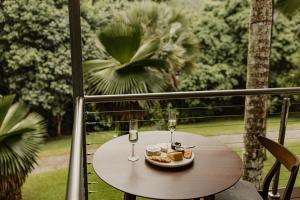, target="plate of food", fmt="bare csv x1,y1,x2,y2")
144,143,194,168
